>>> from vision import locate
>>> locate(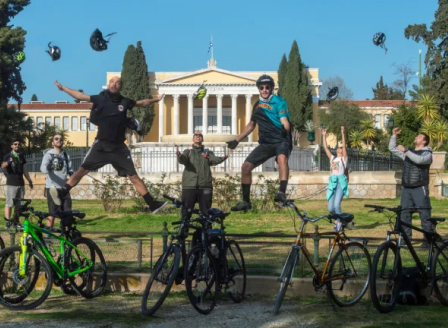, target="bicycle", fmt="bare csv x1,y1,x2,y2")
184,207,246,315
0,198,107,310
141,194,205,316
274,200,371,314
365,204,448,313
